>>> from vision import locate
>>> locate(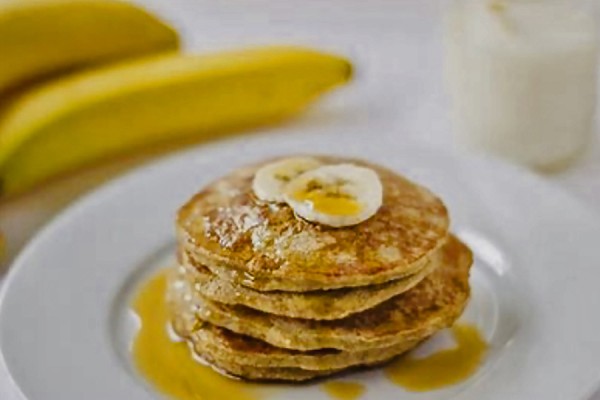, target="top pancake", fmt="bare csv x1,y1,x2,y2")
177,156,449,291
